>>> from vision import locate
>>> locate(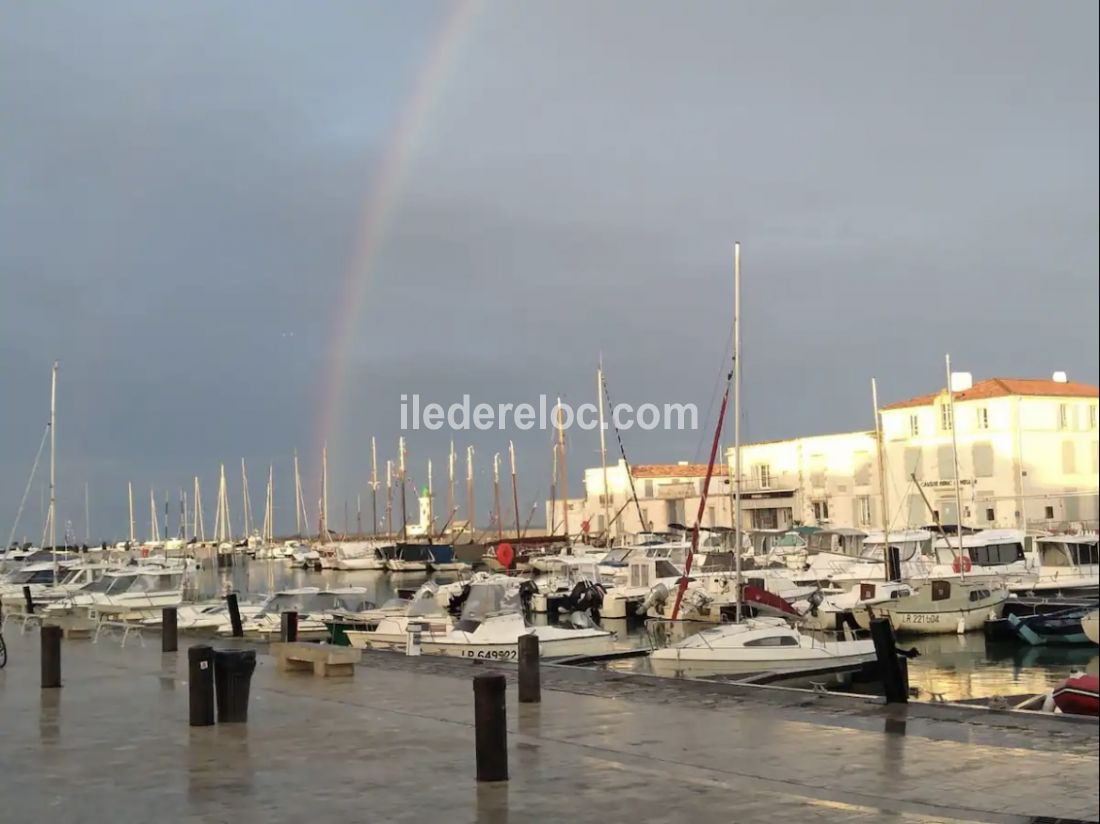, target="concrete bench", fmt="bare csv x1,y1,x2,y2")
271,642,361,677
